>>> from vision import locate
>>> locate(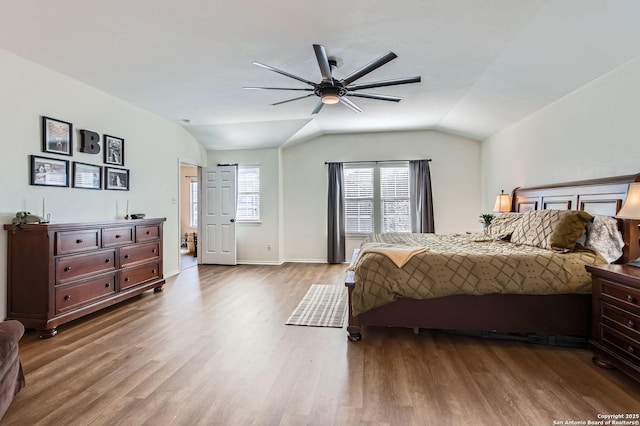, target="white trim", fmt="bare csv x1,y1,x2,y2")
237,260,284,266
